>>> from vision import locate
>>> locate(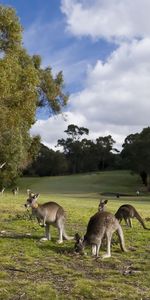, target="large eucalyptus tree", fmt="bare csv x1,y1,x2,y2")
0,5,68,186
